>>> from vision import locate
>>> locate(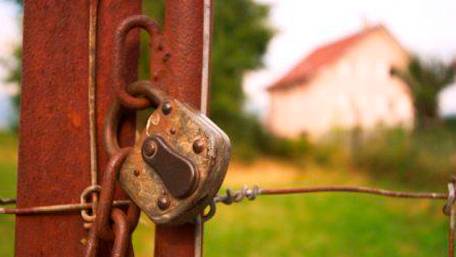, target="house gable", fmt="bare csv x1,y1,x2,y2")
267,25,409,92
265,25,415,139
